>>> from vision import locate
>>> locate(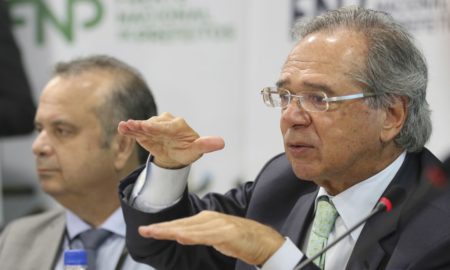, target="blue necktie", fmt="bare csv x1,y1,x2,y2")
78,229,112,270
